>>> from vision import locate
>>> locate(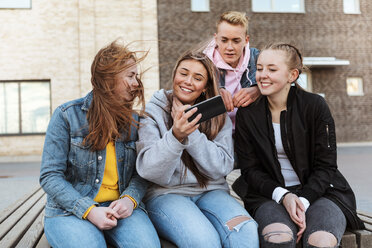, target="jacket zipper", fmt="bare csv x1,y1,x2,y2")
285,122,292,155
326,124,330,148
